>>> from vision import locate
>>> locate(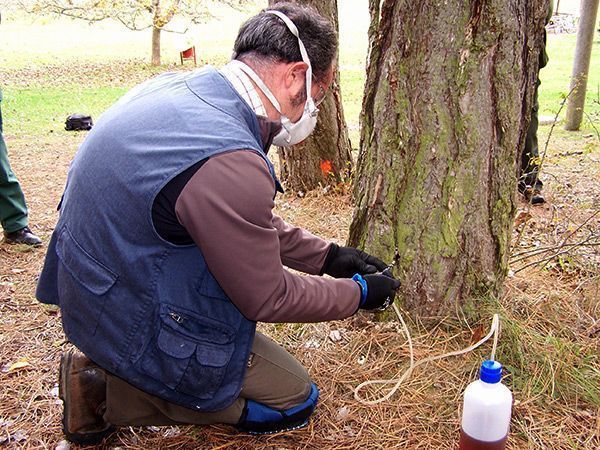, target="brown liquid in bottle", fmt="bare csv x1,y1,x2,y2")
459,428,507,450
